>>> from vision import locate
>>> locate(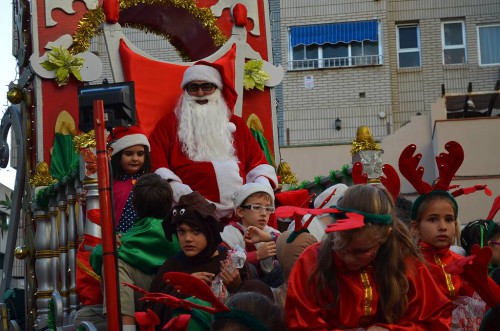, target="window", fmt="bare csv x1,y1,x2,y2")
289,21,381,70
478,24,500,65
442,21,466,64
397,25,421,68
